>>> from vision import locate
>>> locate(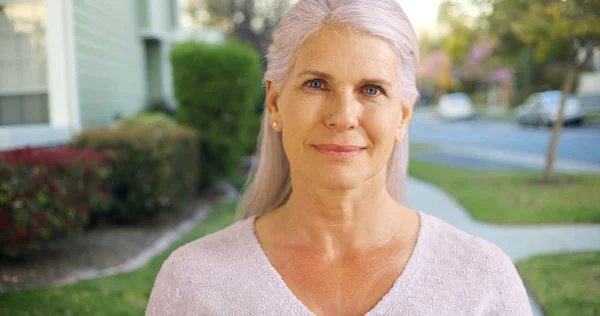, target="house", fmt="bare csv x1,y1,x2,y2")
0,0,180,150
576,47,600,115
